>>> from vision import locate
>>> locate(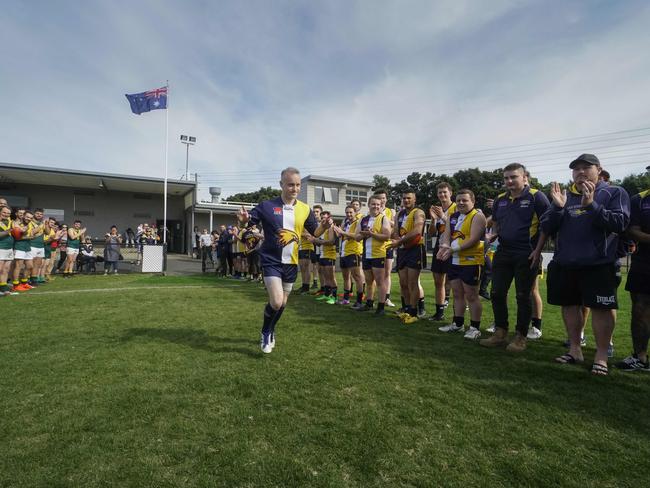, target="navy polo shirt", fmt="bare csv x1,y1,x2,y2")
492,186,550,255
630,190,650,270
